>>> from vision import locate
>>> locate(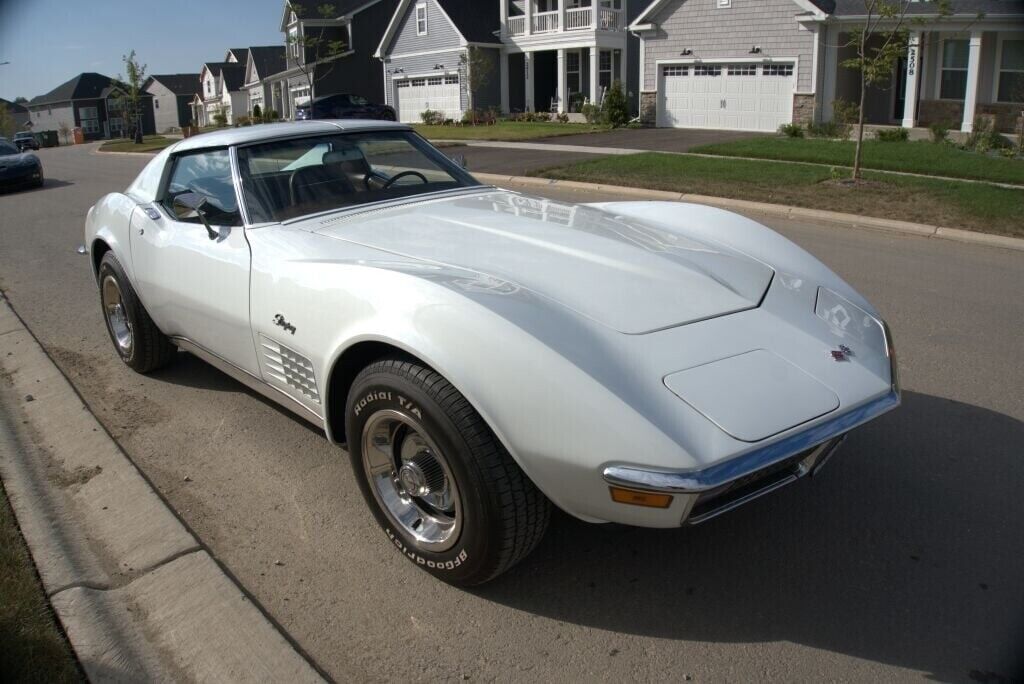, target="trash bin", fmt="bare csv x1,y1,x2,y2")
37,130,58,148
72,127,84,145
